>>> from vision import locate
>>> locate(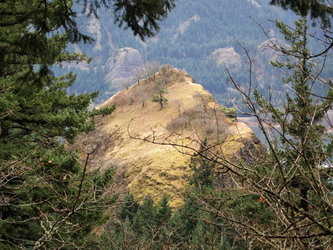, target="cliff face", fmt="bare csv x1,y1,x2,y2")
211,47,242,71
105,47,144,91
77,67,265,207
